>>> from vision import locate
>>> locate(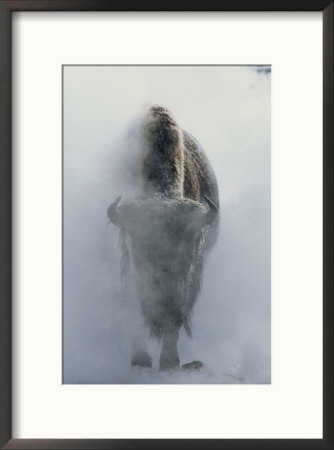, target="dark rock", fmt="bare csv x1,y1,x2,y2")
181,360,203,370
